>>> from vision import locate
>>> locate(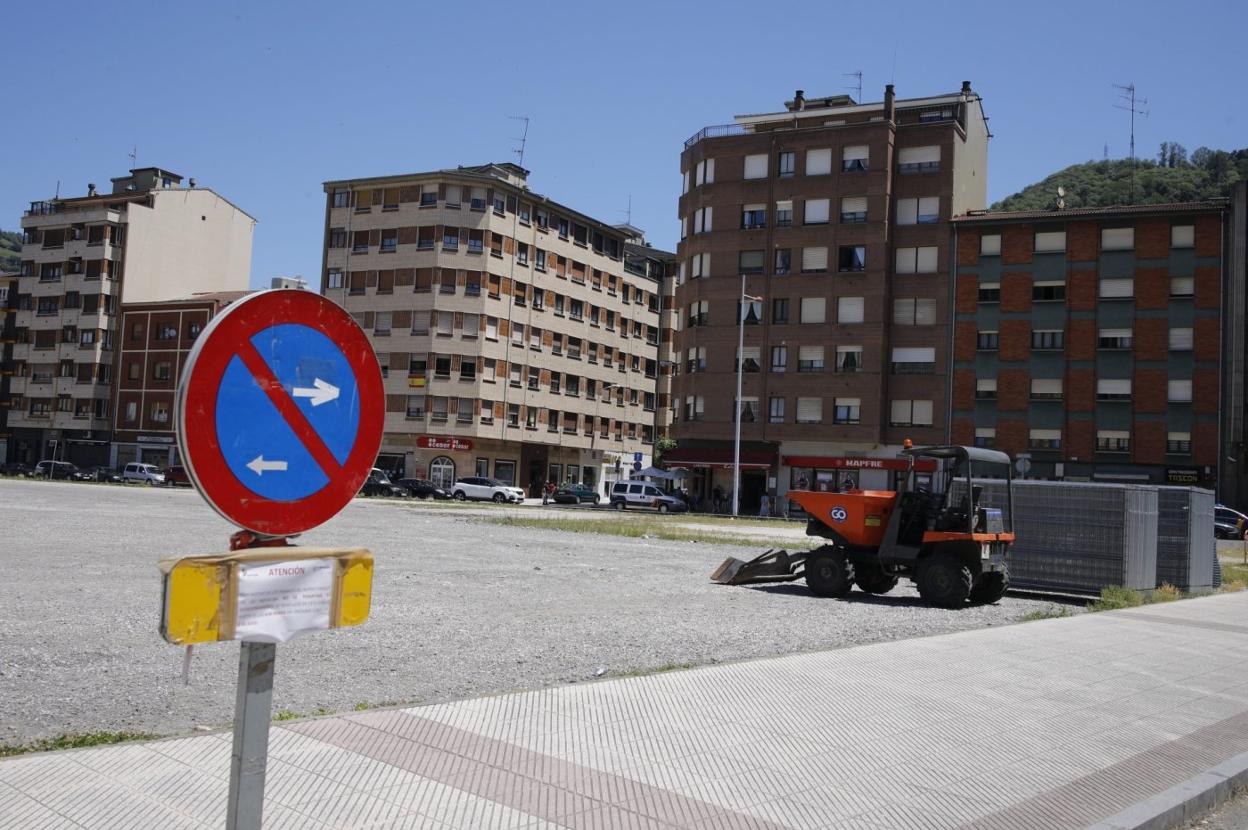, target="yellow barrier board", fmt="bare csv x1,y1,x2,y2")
158,548,373,645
